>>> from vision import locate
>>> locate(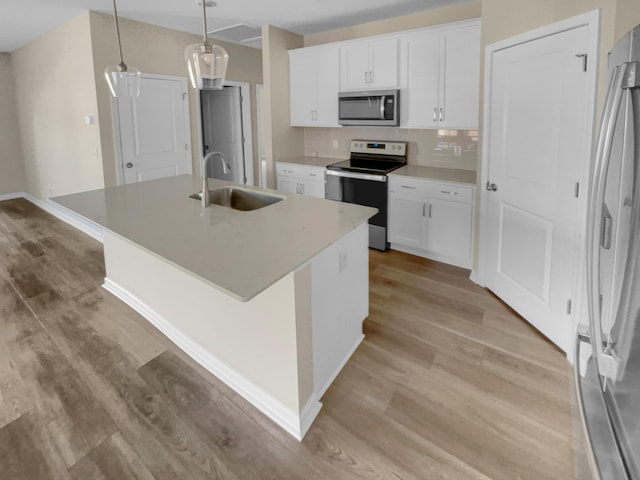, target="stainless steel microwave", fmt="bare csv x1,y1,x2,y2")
338,89,399,126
